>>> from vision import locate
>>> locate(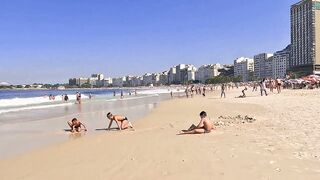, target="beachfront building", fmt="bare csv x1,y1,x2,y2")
175,64,186,83
234,57,254,82
273,45,291,79
130,76,143,87
112,77,126,87
159,71,169,85
76,78,89,86
254,53,274,80
196,64,222,83
99,77,112,87
290,0,320,75
168,67,177,84
186,65,197,82
91,74,104,81
142,73,153,86
88,77,98,86
171,64,197,84
68,78,77,86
